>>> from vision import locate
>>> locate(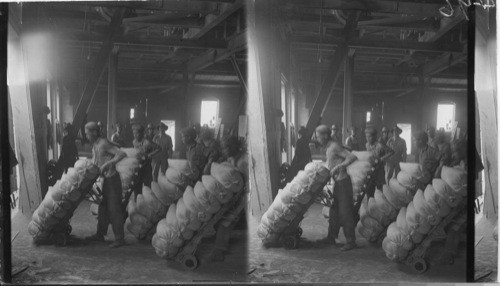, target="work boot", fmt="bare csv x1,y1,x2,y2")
340,242,356,251
316,237,337,245
85,234,105,242
109,239,125,248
